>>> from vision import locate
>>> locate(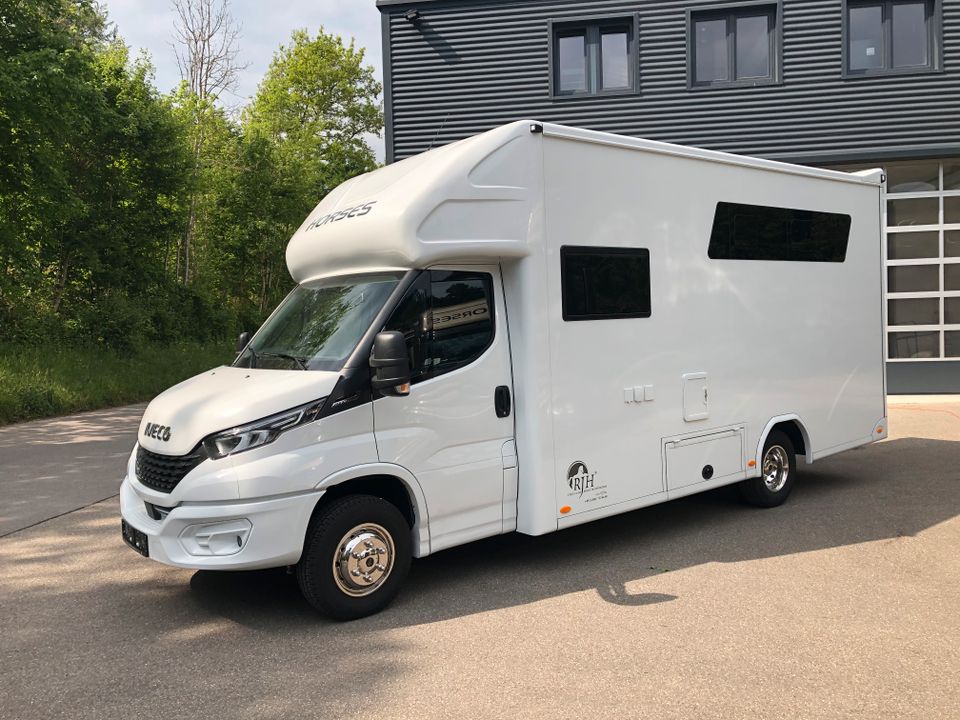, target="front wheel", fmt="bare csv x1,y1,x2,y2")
738,430,795,508
297,495,411,620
